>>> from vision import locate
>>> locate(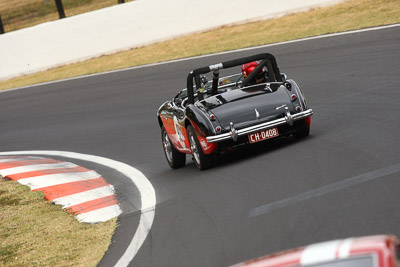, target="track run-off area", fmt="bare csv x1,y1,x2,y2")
0,24,399,266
